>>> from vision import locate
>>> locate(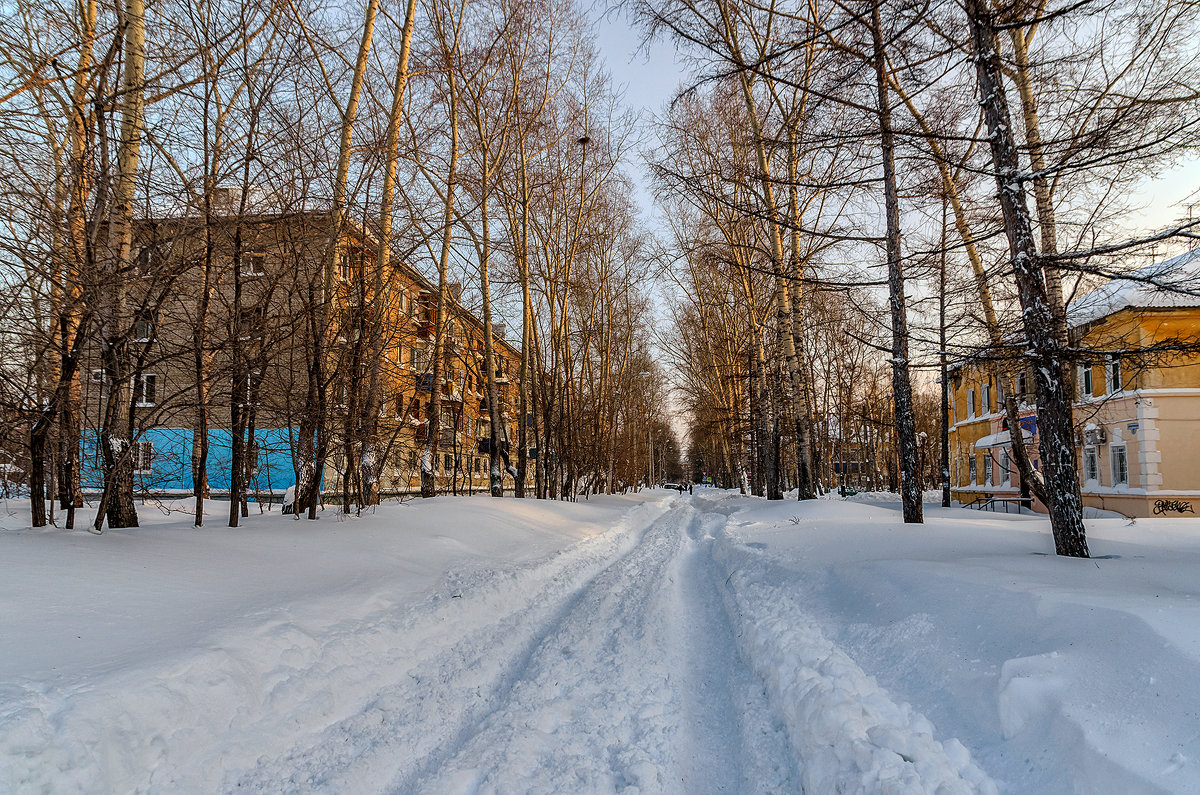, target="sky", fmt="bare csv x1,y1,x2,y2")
591,6,684,229
587,6,1198,252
